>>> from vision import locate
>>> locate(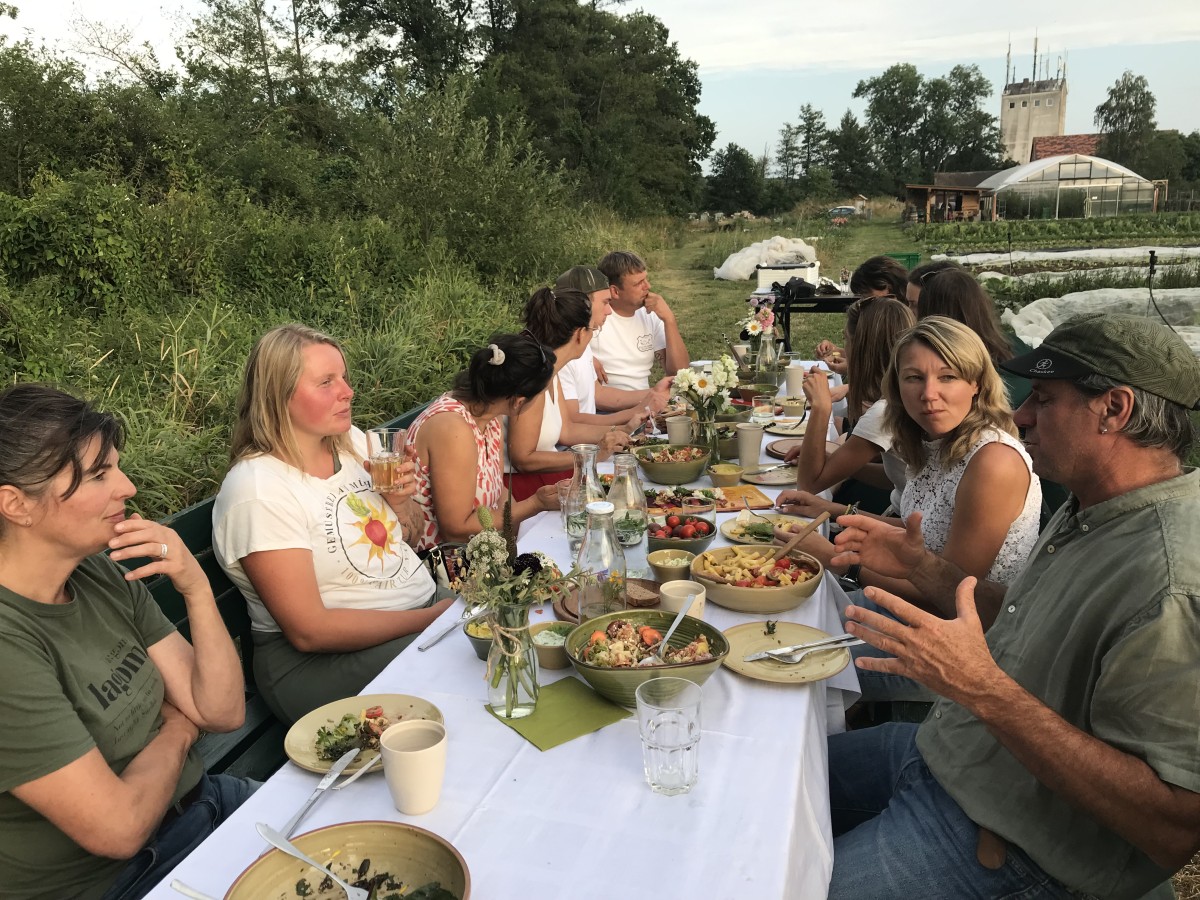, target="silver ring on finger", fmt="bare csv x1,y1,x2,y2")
160,543,169,559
